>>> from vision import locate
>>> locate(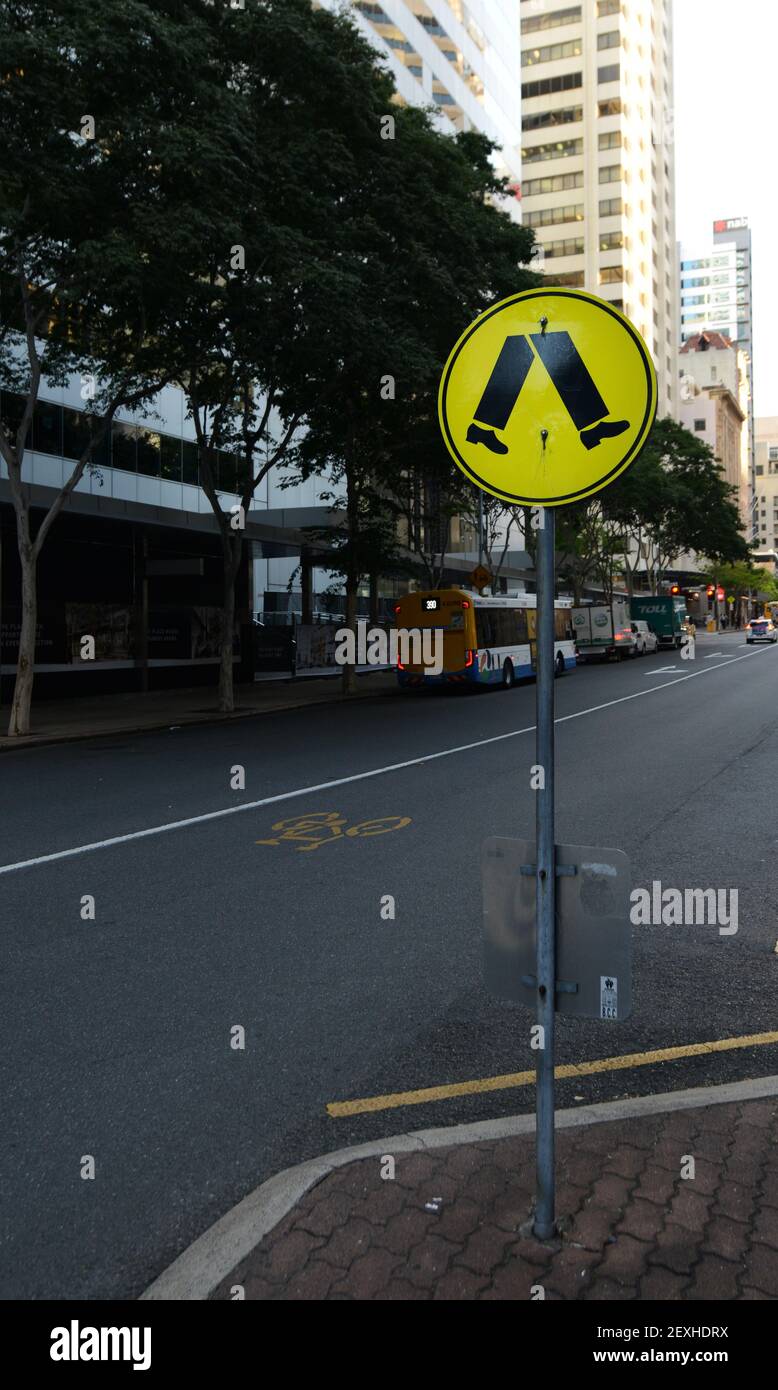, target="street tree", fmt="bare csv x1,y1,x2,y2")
602,416,750,592
0,0,218,734
290,86,537,691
